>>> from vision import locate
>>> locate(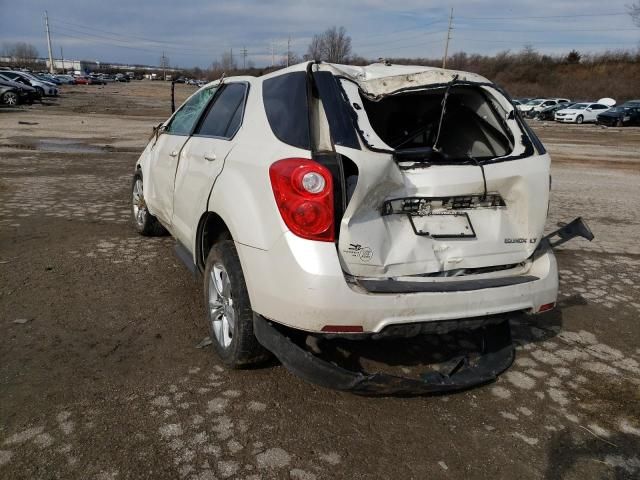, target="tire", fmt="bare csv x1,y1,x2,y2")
131,173,167,236
616,119,624,127
576,115,584,124
204,239,270,368
2,91,19,106
35,86,44,97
